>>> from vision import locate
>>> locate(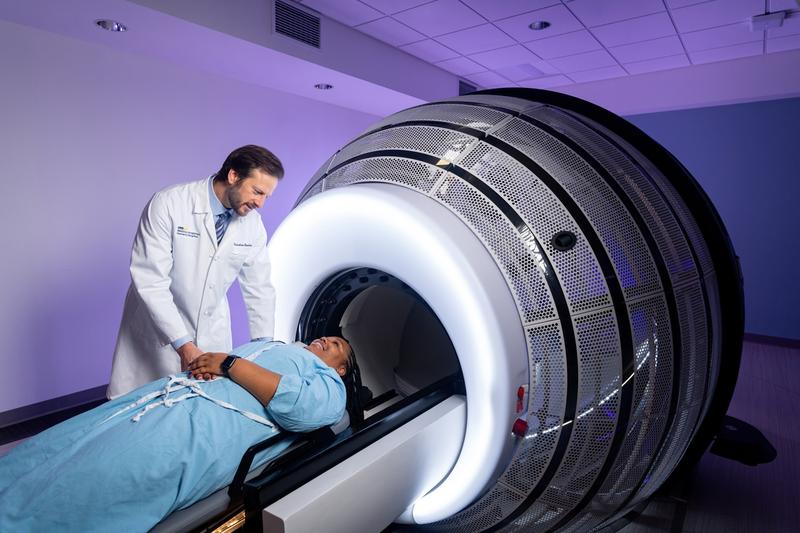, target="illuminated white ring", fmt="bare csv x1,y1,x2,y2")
267,183,528,523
